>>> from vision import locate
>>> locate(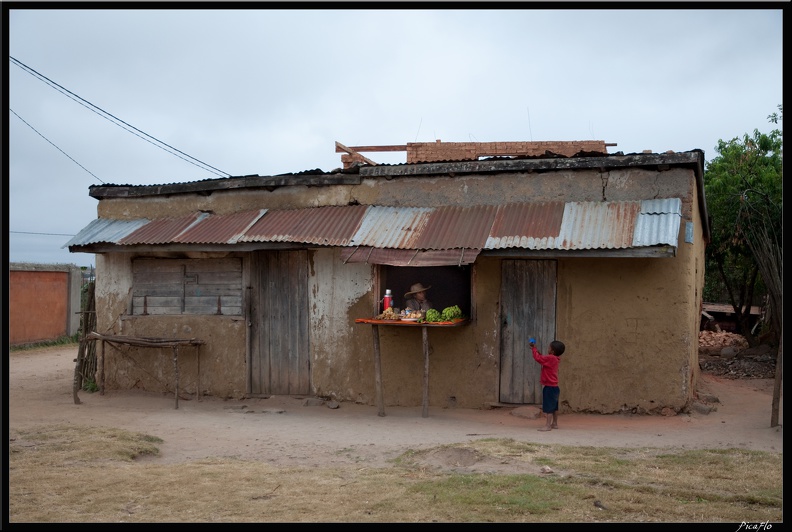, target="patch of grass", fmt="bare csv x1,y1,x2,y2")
82,378,99,393
410,473,572,520
9,425,162,467
10,334,80,352
7,428,782,523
